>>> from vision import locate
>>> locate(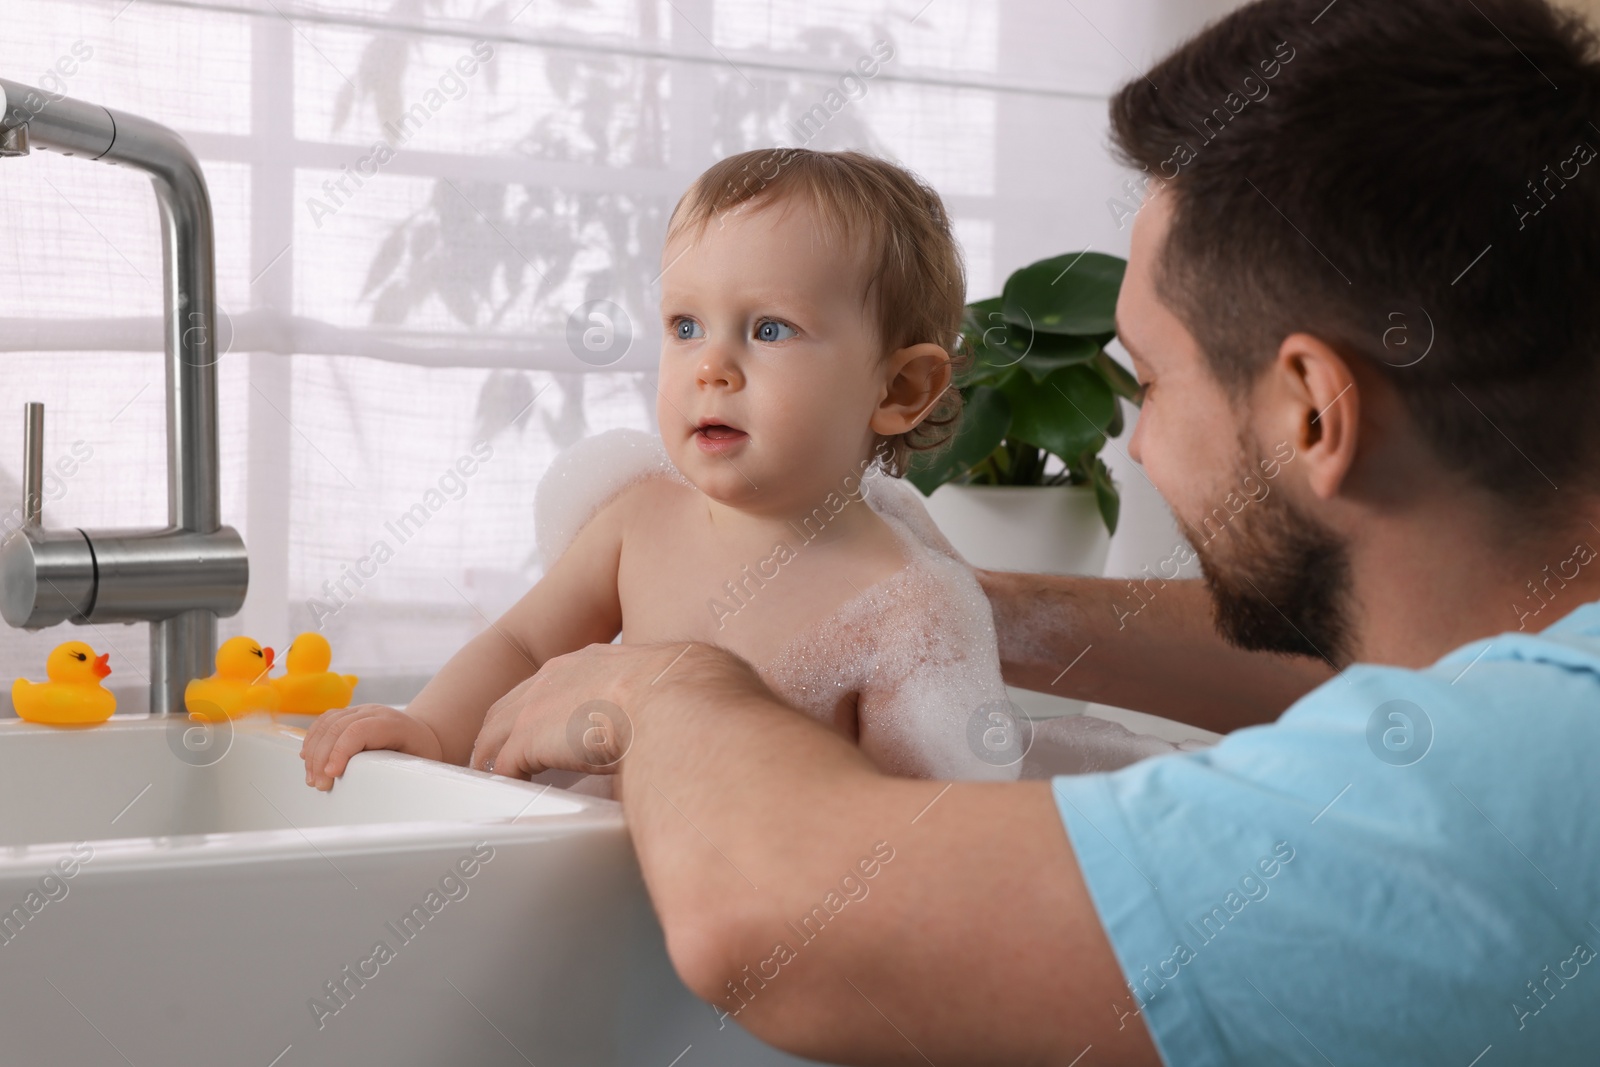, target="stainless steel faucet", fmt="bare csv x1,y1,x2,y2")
0,79,249,715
